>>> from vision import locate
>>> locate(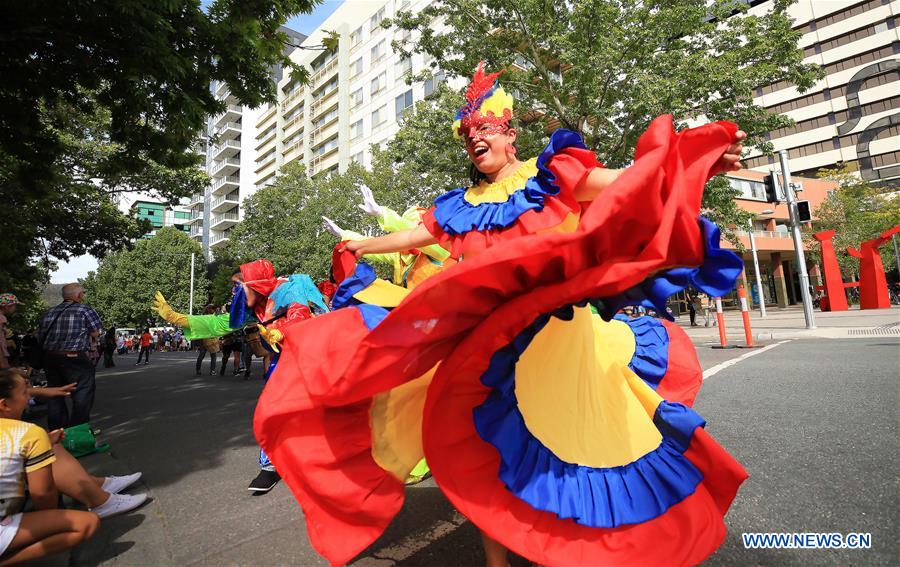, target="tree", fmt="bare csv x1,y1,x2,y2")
1,0,320,307
807,164,900,277
387,0,823,235
226,162,378,281
81,228,210,327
